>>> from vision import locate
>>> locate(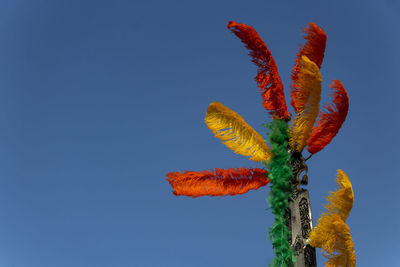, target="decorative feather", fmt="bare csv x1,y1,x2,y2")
165,168,269,197
306,80,349,154
324,169,354,220
227,21,291,120
289,56,322,151
205,102,272,162
264,119,296,266
308,170,356,267
291,22,327,113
